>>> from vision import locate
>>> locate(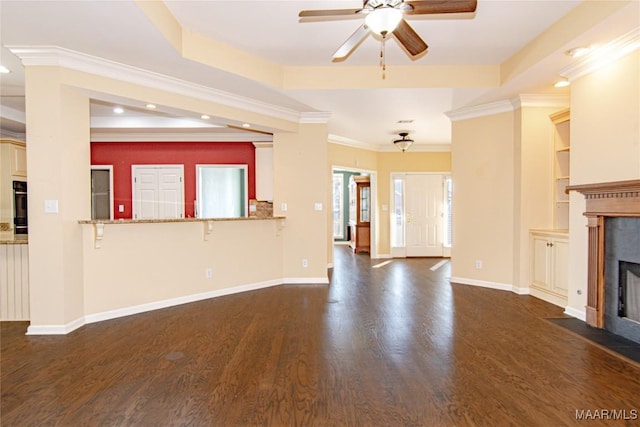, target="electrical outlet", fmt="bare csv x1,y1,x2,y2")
281,202,288,212
475,260,483,269
302,259,308,268
205,268,213,279
118,204,125,213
